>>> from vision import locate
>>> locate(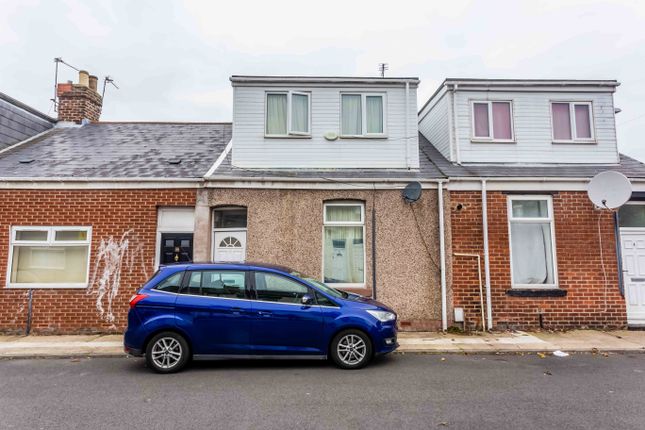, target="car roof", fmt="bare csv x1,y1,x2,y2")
159,261,300,275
